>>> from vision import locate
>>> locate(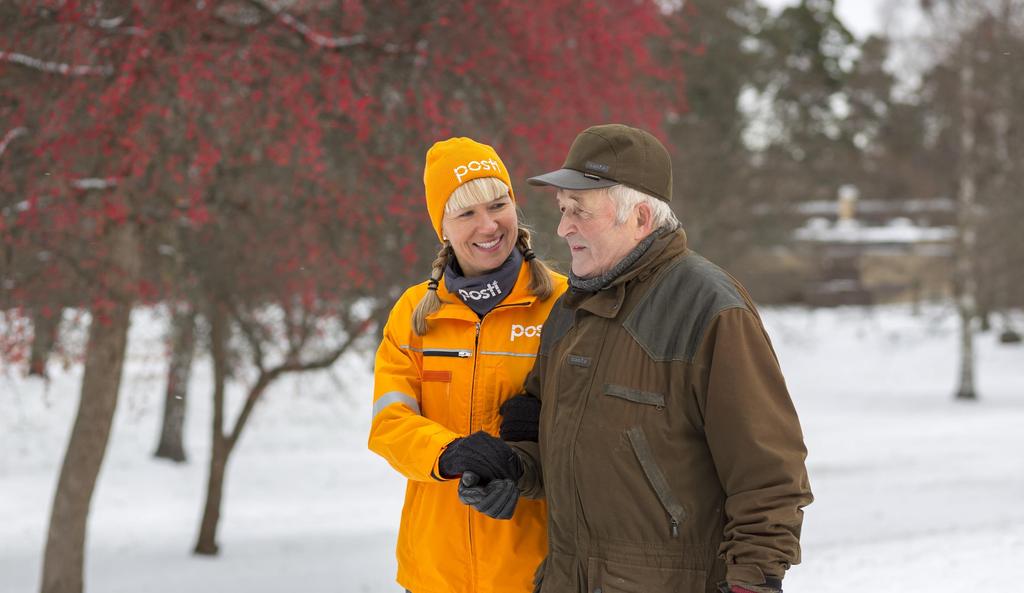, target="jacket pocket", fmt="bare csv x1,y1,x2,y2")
420,368,452,427
625,426,686,537
604,384,665,409
587,556,705,593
